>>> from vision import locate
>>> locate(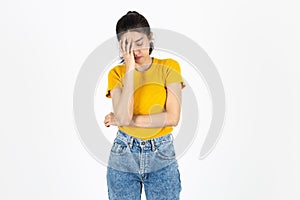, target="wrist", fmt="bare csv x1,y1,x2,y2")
125,66,135,73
